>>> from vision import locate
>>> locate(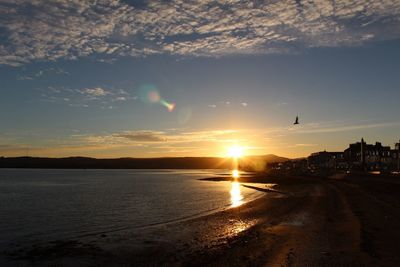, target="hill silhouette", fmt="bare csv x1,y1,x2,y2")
0,154,288,170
